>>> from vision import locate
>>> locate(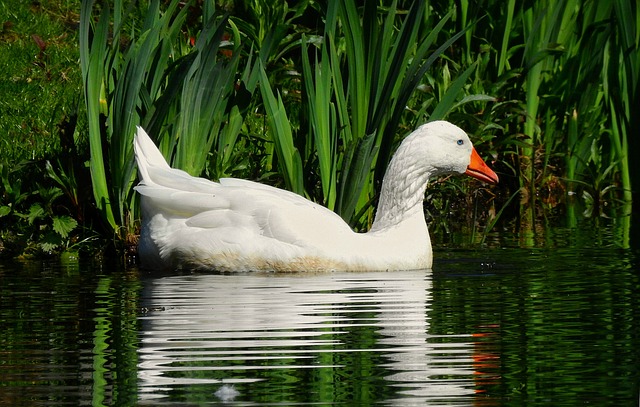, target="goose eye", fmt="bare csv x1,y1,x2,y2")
456,139,464,146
